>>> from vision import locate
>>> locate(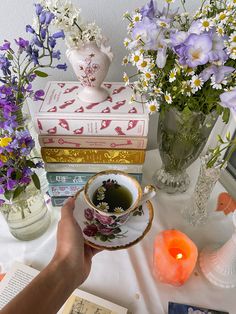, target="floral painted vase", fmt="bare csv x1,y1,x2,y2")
66,42,113,103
